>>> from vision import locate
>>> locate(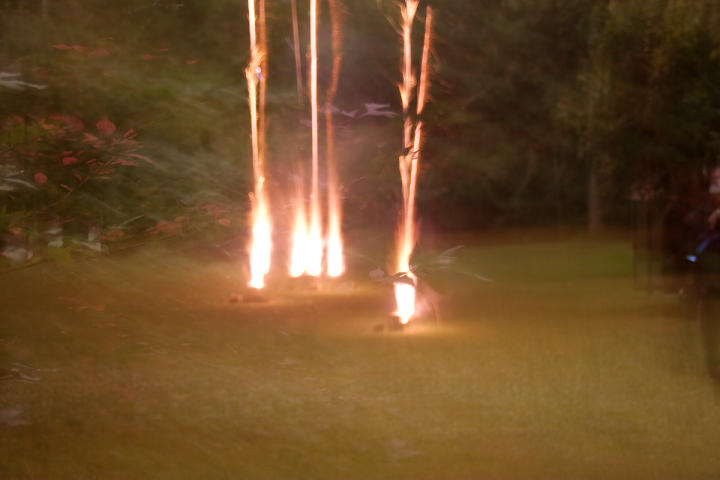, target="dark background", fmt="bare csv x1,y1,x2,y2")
2,0,720,260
